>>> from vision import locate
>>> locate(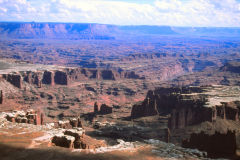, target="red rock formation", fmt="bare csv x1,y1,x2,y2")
131,87,206,119
169,107,214,130
69,117,82,128
94,102,99,113
223,102,239,121
52,134,75,149
122,71,145,79
35,110,43,125
52,128,105,149
5,110,44,125
42,71,54,86
99,104,112,114
3,74,22,88
58,120,72,129
131,86,240,130
0,67,144,89
54,71,68,85
58,117,82,129
66,68,144,81
22,71,42,88
0,90,3,104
